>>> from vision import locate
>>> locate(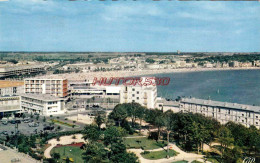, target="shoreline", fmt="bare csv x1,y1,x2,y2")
43,67,260,80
